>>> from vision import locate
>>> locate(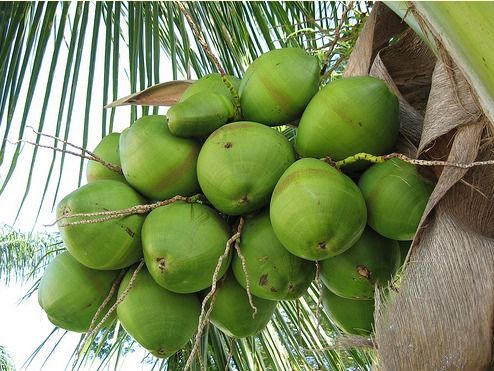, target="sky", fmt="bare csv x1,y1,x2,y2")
0,4,177,369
